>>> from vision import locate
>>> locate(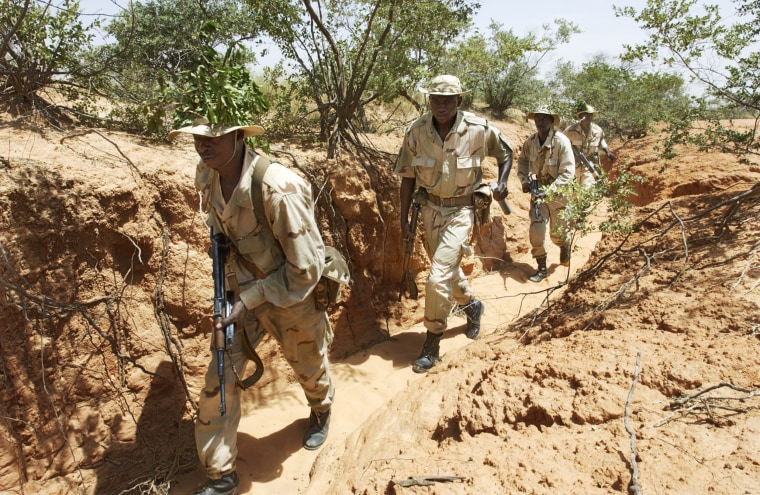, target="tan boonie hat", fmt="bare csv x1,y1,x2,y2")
526,104,560,125
574,104,598,118
168,117,264,141
420,74,472,96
